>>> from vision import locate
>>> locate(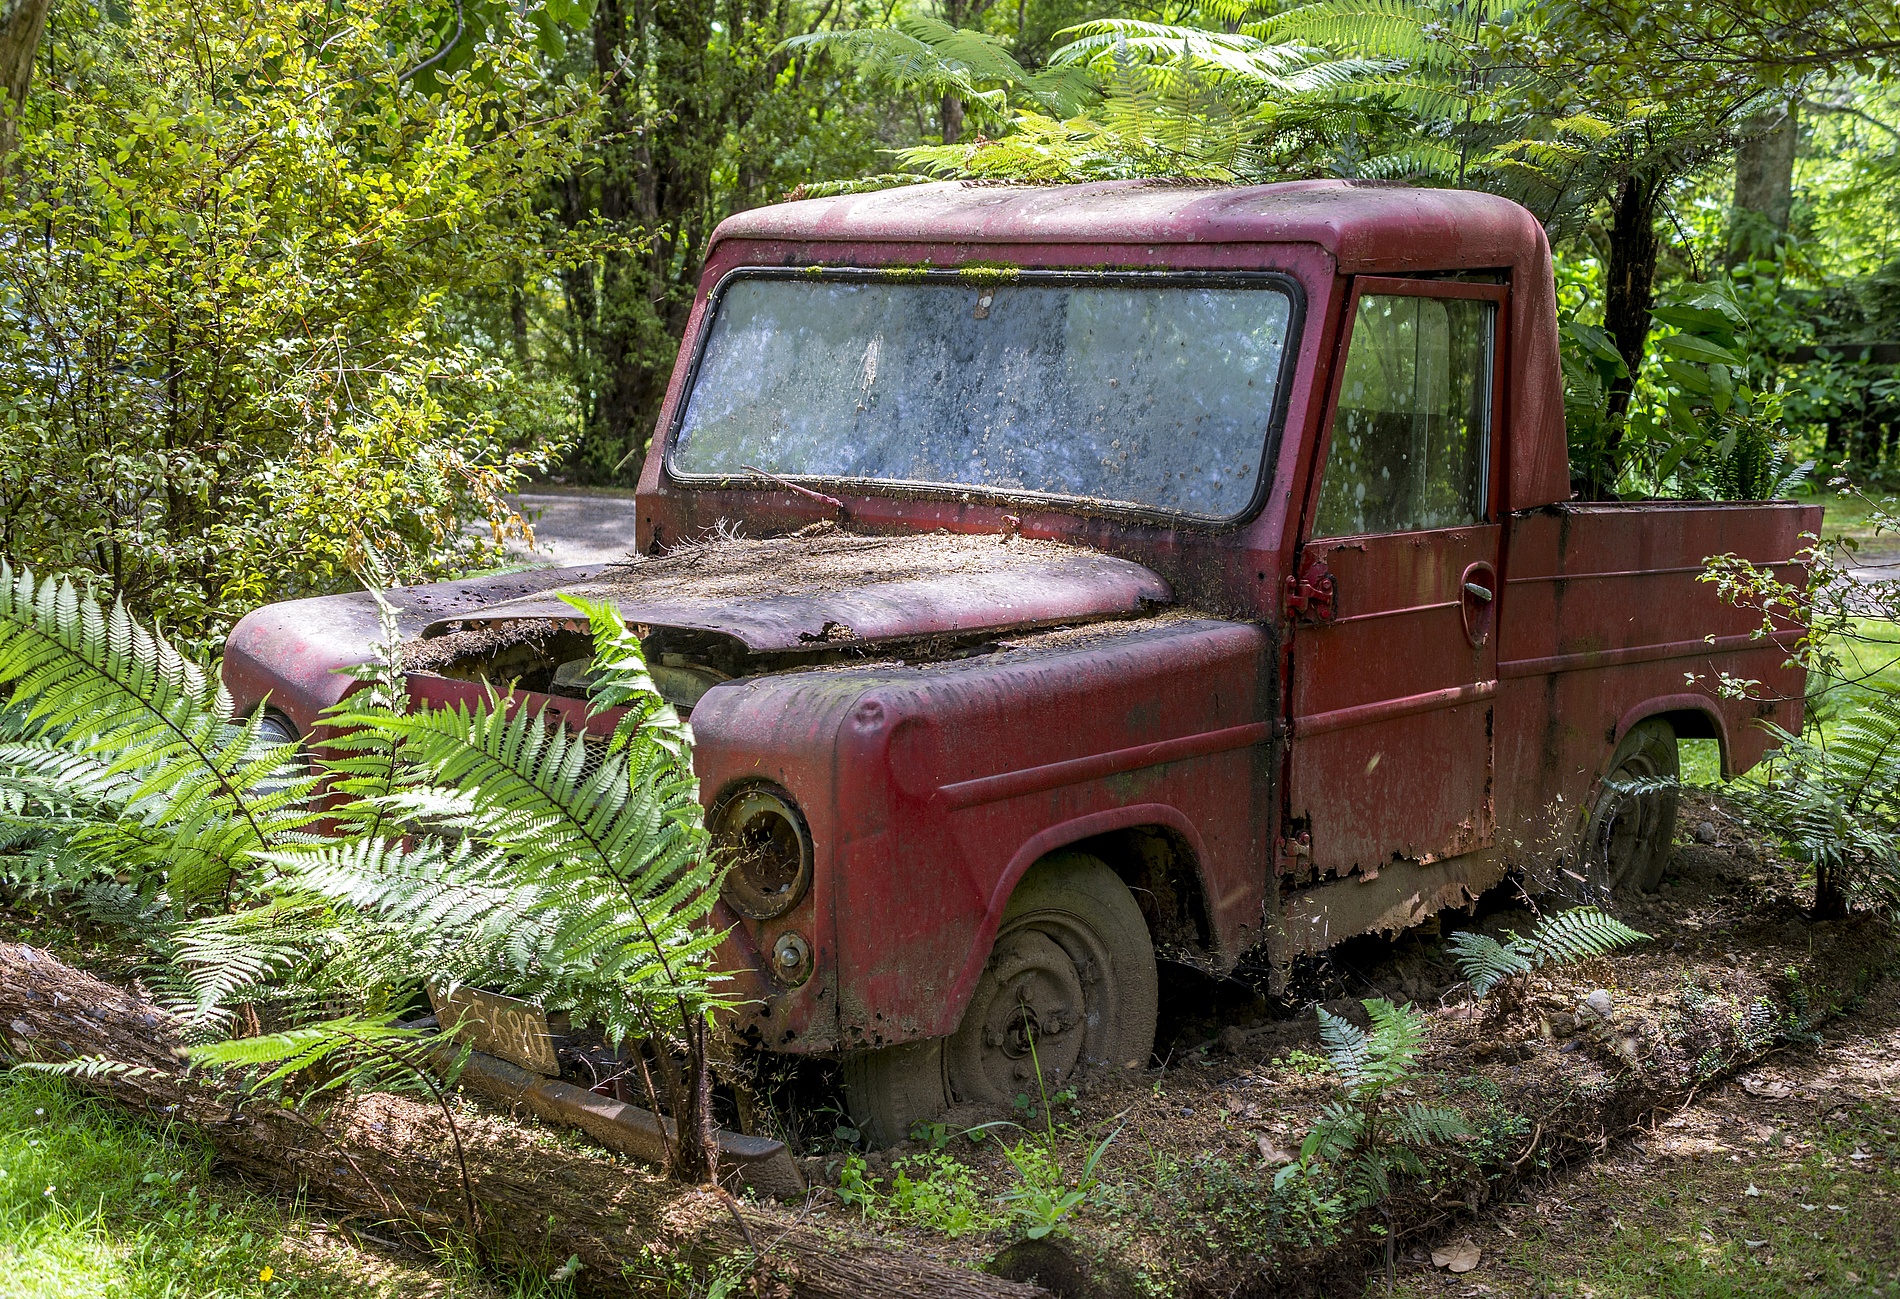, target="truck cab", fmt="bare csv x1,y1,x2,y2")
224,179,1816,1143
